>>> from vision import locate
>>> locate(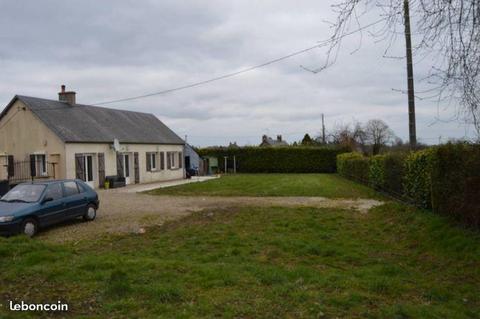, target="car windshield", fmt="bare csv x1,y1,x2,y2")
0,184,46,203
